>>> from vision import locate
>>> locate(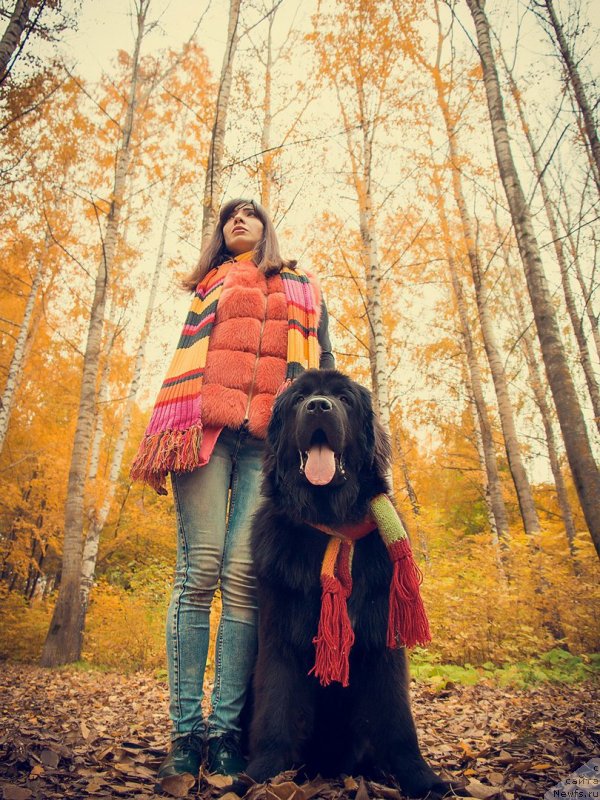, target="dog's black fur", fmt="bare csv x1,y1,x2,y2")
242,370,449,798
